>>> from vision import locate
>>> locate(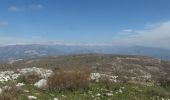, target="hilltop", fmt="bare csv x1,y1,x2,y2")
0,54,170,100
1,54,170,83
